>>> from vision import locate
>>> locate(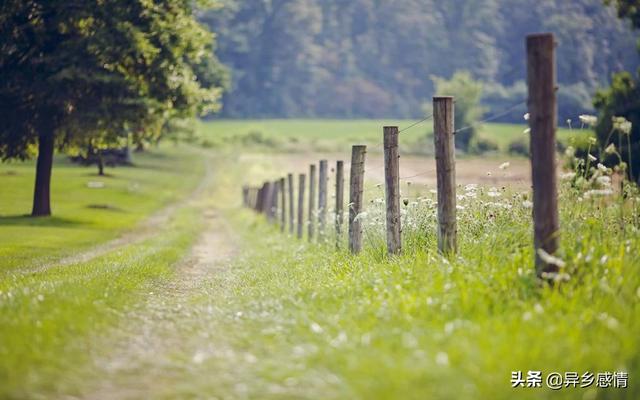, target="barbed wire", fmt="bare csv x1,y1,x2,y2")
454,100,527,134
399,113,434,134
